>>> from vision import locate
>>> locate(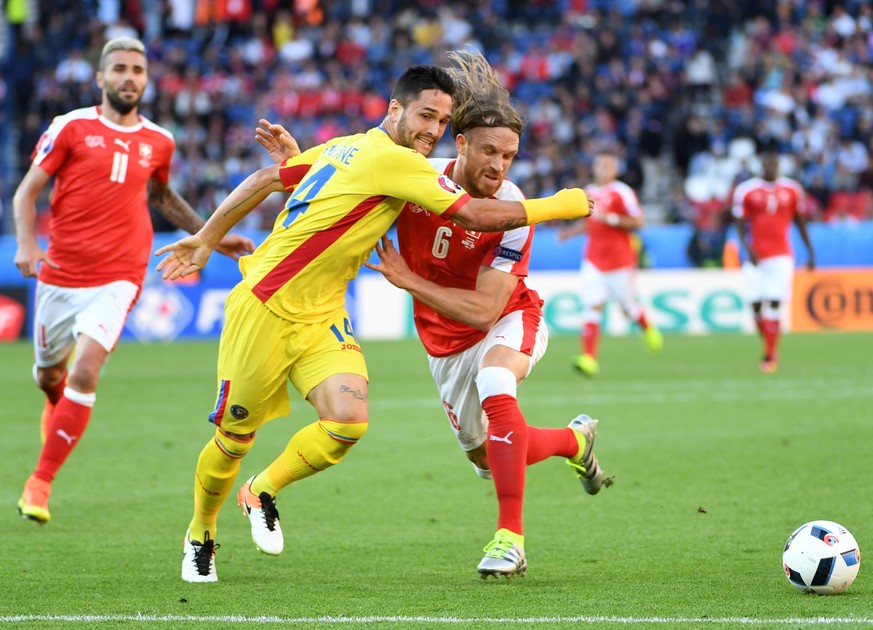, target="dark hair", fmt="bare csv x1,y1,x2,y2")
390,65,456,106
446,49,524,138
